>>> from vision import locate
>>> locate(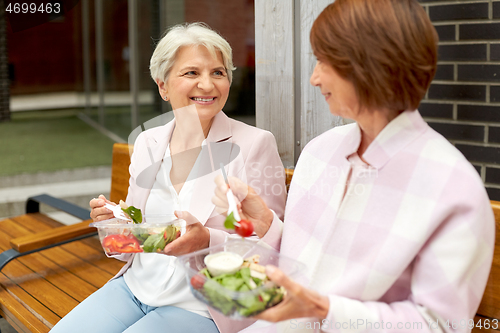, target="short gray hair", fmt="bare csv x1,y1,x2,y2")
150,22,235,85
